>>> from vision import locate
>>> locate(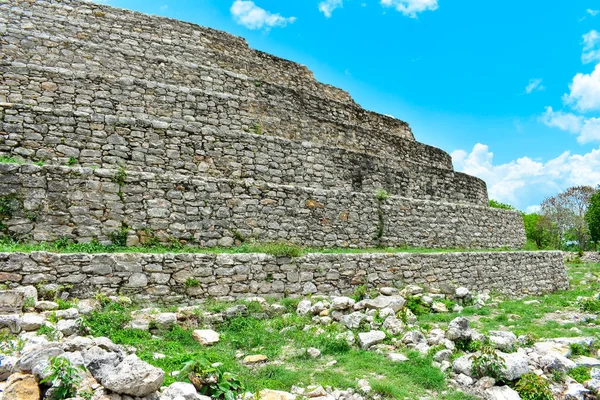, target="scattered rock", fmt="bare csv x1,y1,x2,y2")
102,354,165,397
488,331,518,352
258,389,296,400
358,331,386,349
34,301,58,312
431,302,448,313
192,329,220,346
244,355,268,364
160,382,211,400
446,317,472,341
307,348,321,358
484,385,521,400
3,373,39,400
387,353,409,362
20,314,44,331
296,300,312,315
